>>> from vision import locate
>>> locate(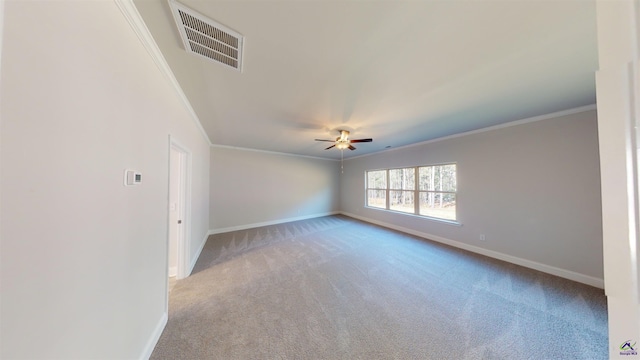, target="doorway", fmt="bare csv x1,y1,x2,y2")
168,138,191,295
